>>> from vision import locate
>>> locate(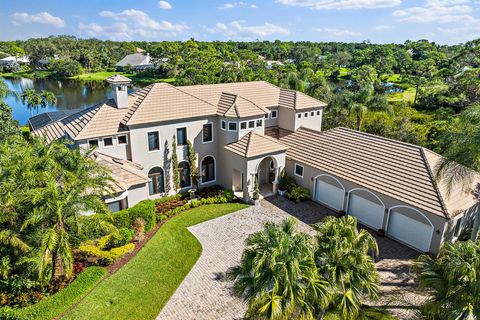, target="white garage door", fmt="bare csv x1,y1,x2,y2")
347,194,384,230
314,179,344,211
387,211,433,252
